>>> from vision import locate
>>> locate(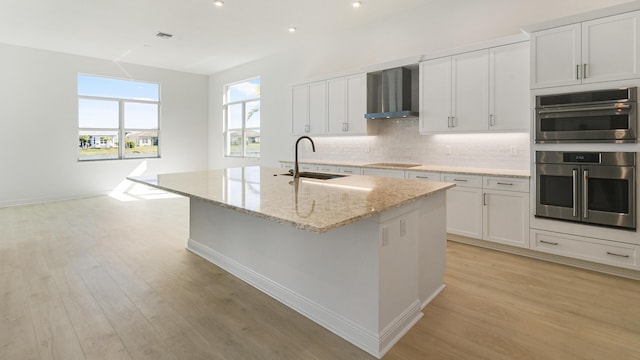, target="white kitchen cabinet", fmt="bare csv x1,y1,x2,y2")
419,57,452,133
489,42,530,131
336,166,362,175
482,177,530,248
406,171,441,181
362,168,405,179
279,162,316,172
292,81,327,135
420,41,528,133
308,81,327,134
530,11,640,88
327,74,369,135
316,164,338,173
443,174,484,239
420,51,488,133
327,77,347,134
531,229,639,270
453,50,489,131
